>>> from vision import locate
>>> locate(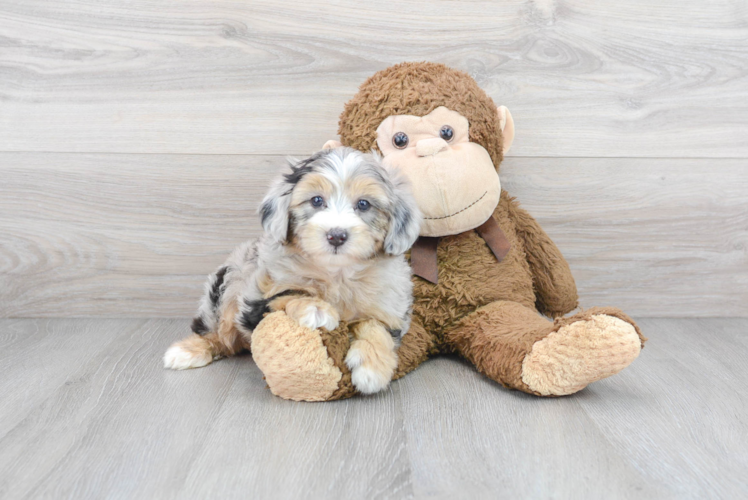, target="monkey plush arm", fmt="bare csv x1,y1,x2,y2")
503,191,579,318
